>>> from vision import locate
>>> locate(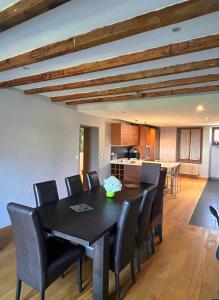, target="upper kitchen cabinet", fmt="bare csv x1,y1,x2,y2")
111,123,139,146
132,125,140,145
